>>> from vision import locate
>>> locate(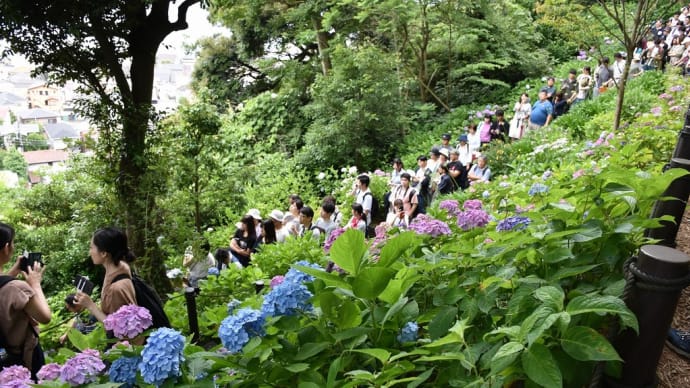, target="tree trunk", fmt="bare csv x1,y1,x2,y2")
613,54,633,132
122,41,172,294
312,15,332,76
